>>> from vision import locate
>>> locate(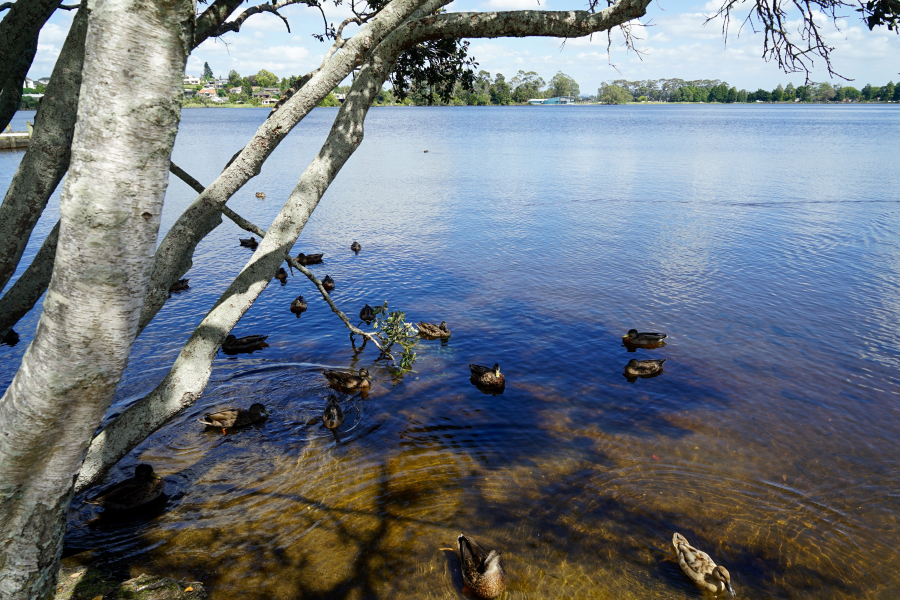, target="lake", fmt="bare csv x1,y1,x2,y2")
2,104,900,599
